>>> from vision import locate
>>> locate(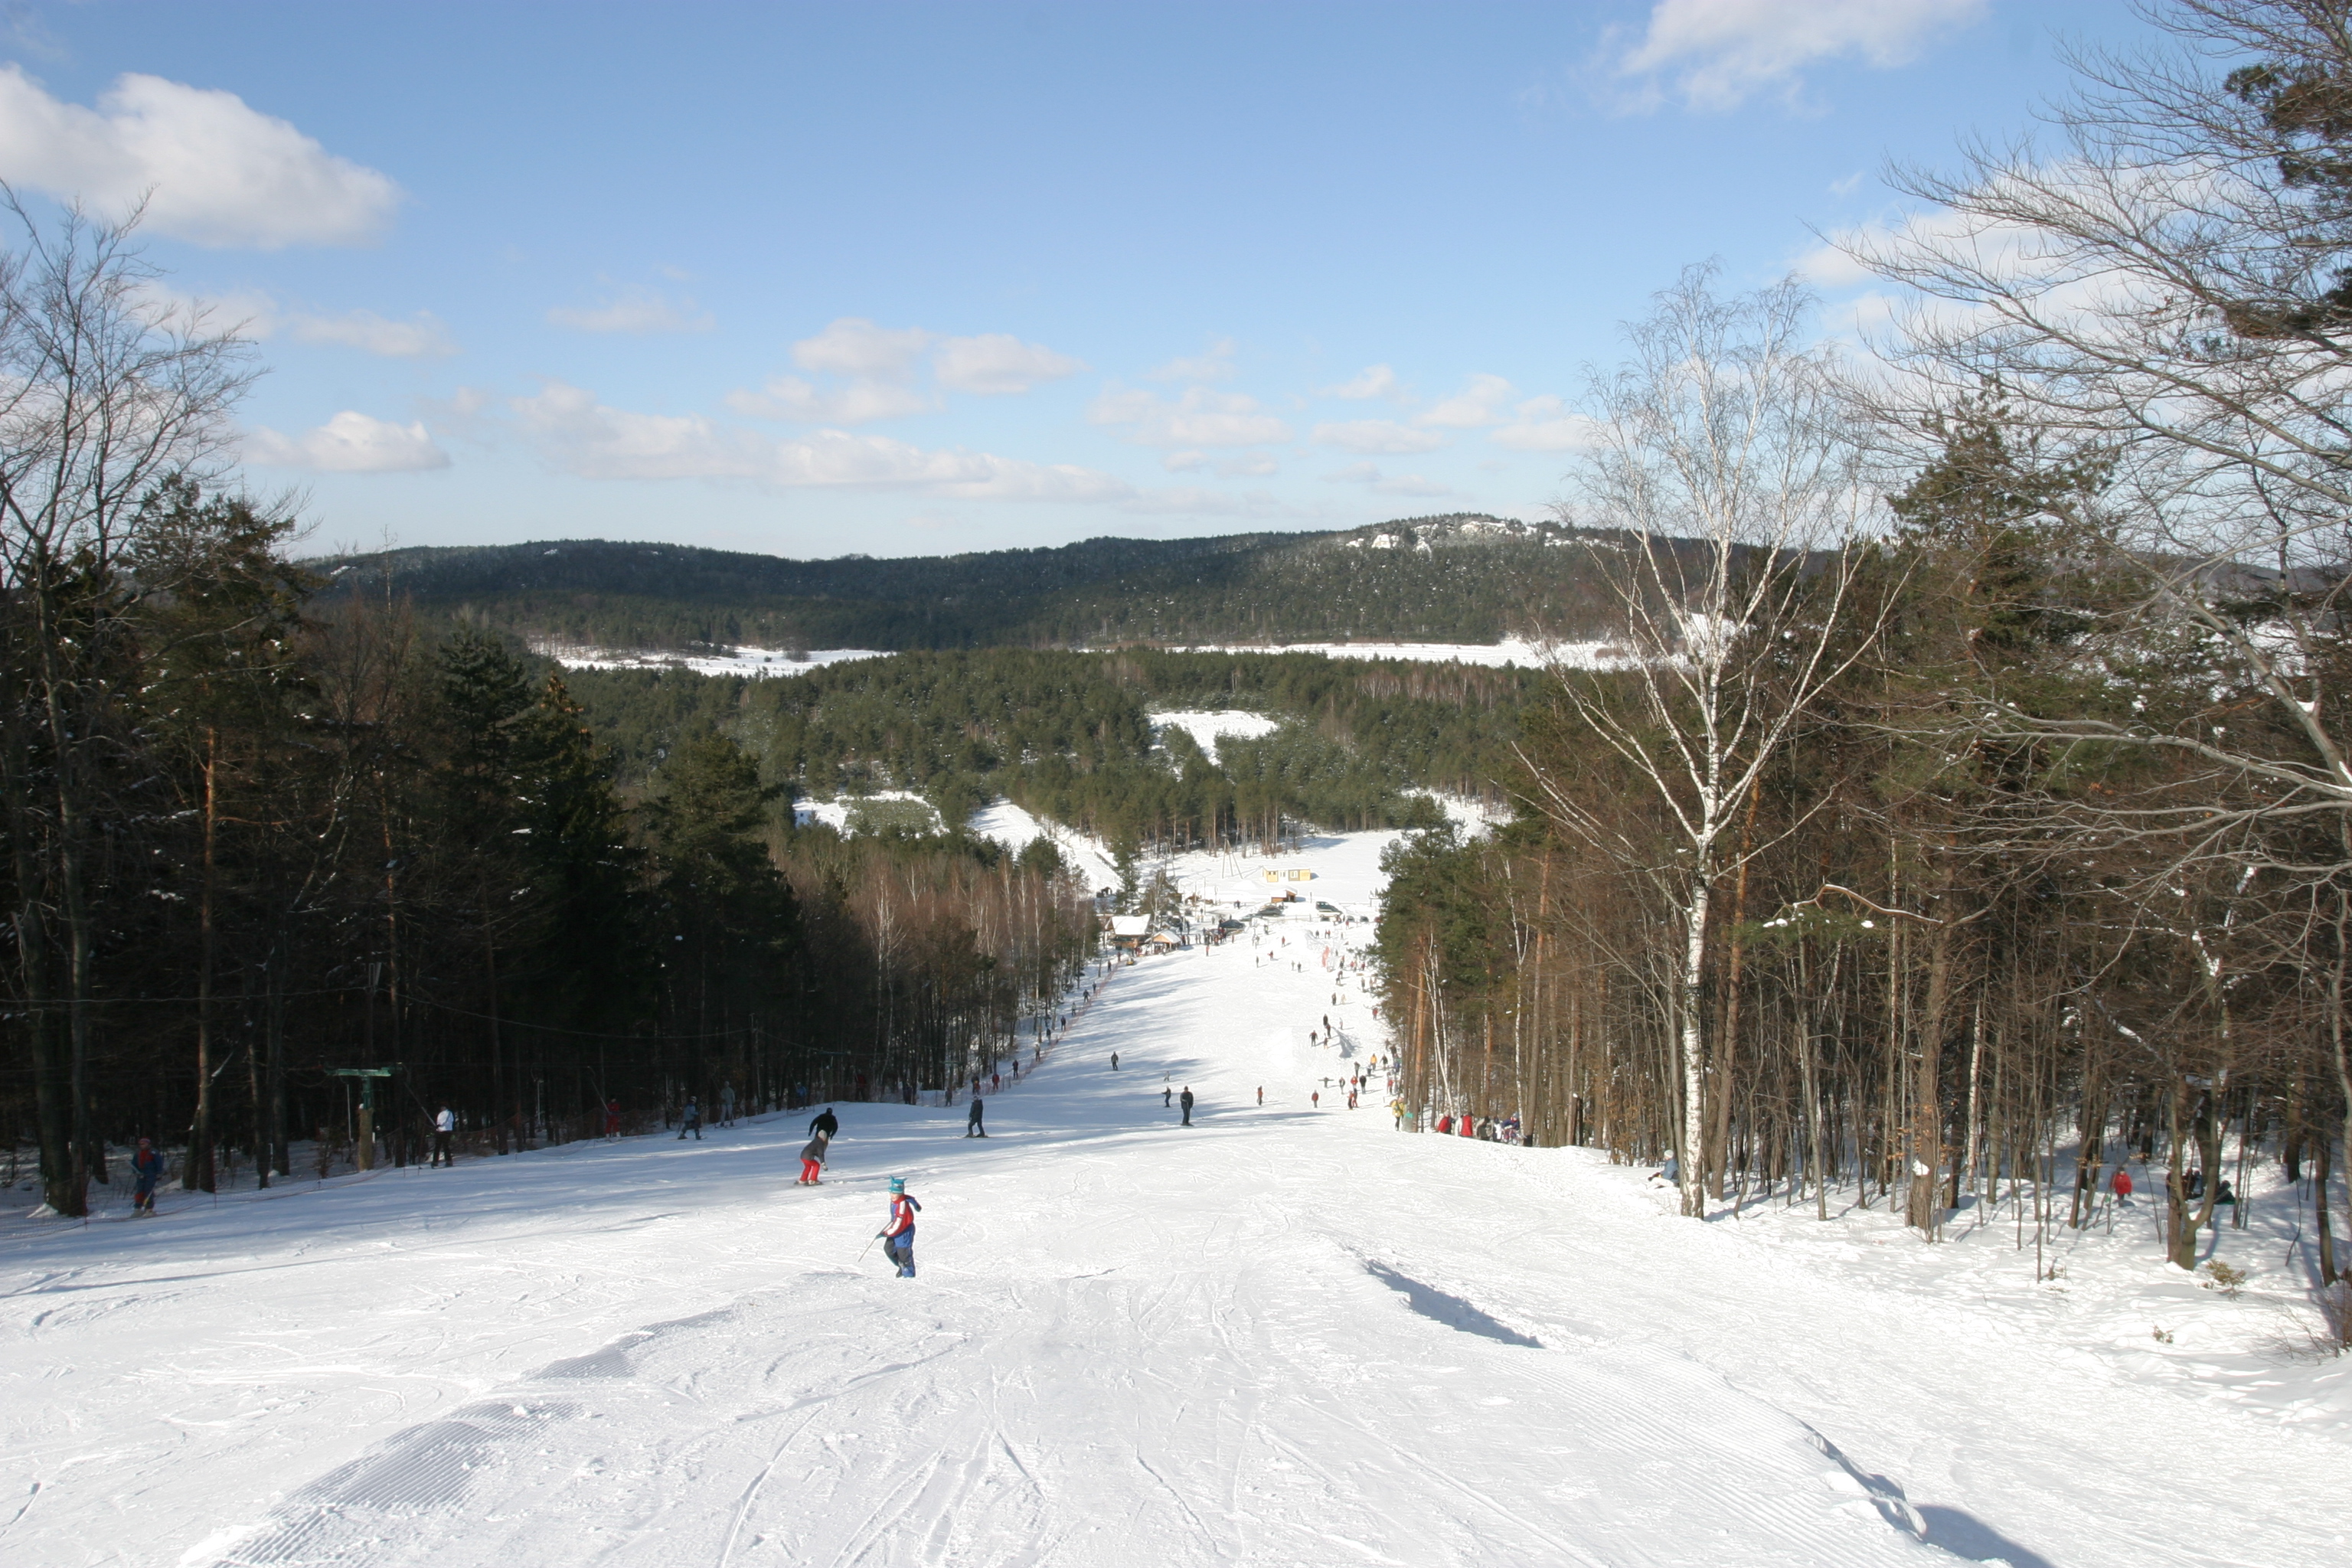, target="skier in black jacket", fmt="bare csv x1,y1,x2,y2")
809,1106,839,1140
1180,1086,1195,1126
